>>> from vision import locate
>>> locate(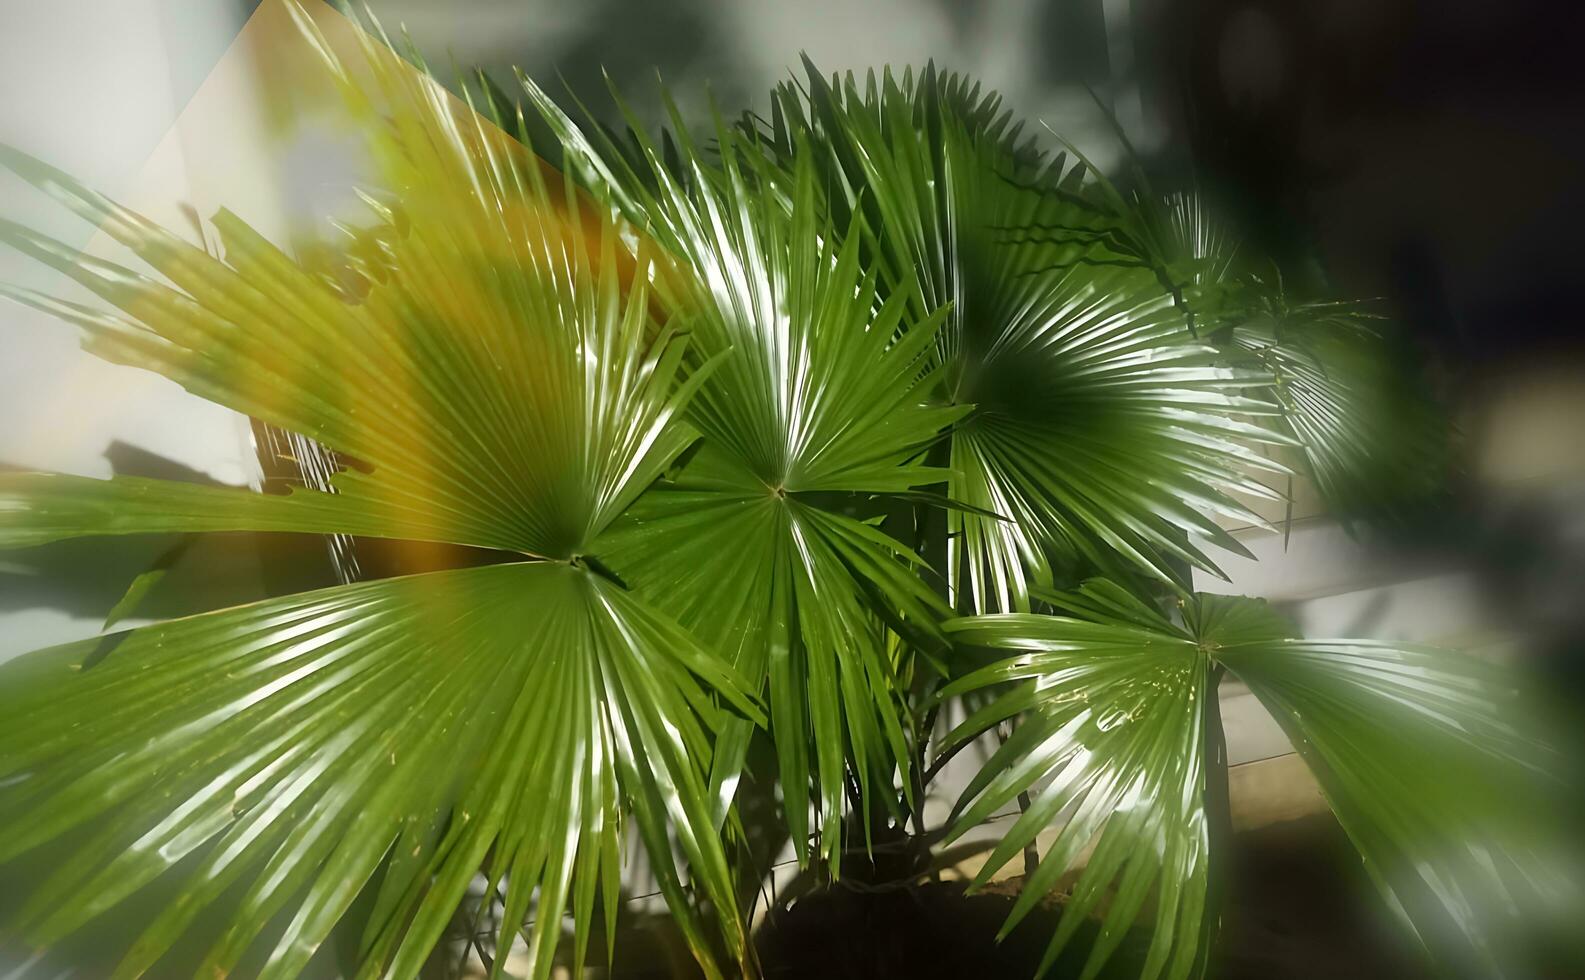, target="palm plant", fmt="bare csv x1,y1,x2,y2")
0,5,1567,979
